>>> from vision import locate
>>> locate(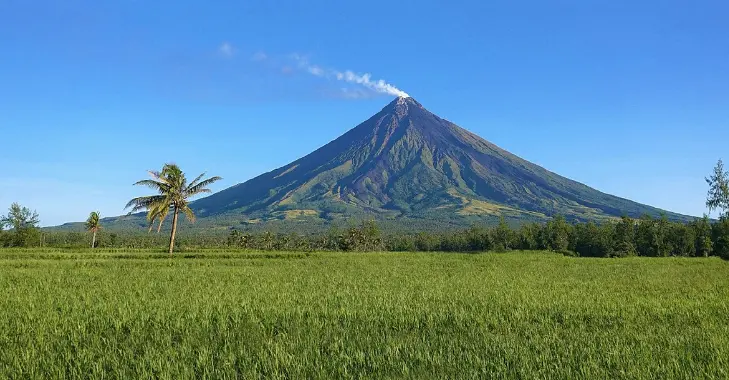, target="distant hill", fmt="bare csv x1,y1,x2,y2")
56,96,693,233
